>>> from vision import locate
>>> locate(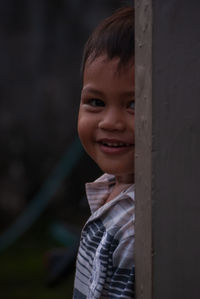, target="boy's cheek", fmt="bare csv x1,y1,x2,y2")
77,117,89,145
77,111,85,135
77,119,83,141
